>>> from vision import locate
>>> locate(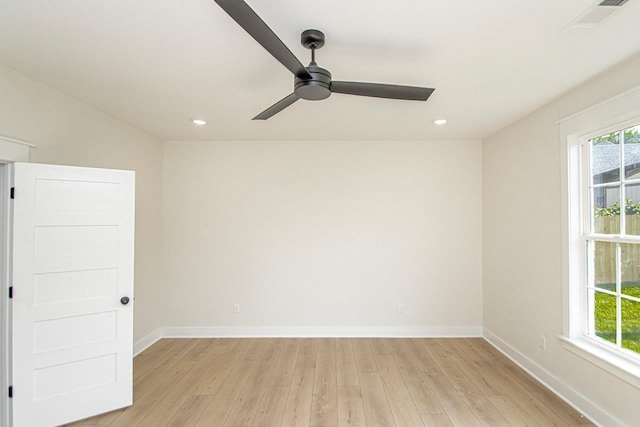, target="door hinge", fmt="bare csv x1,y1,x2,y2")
9,286,13,299
8,386,12,398
10,187,14,199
